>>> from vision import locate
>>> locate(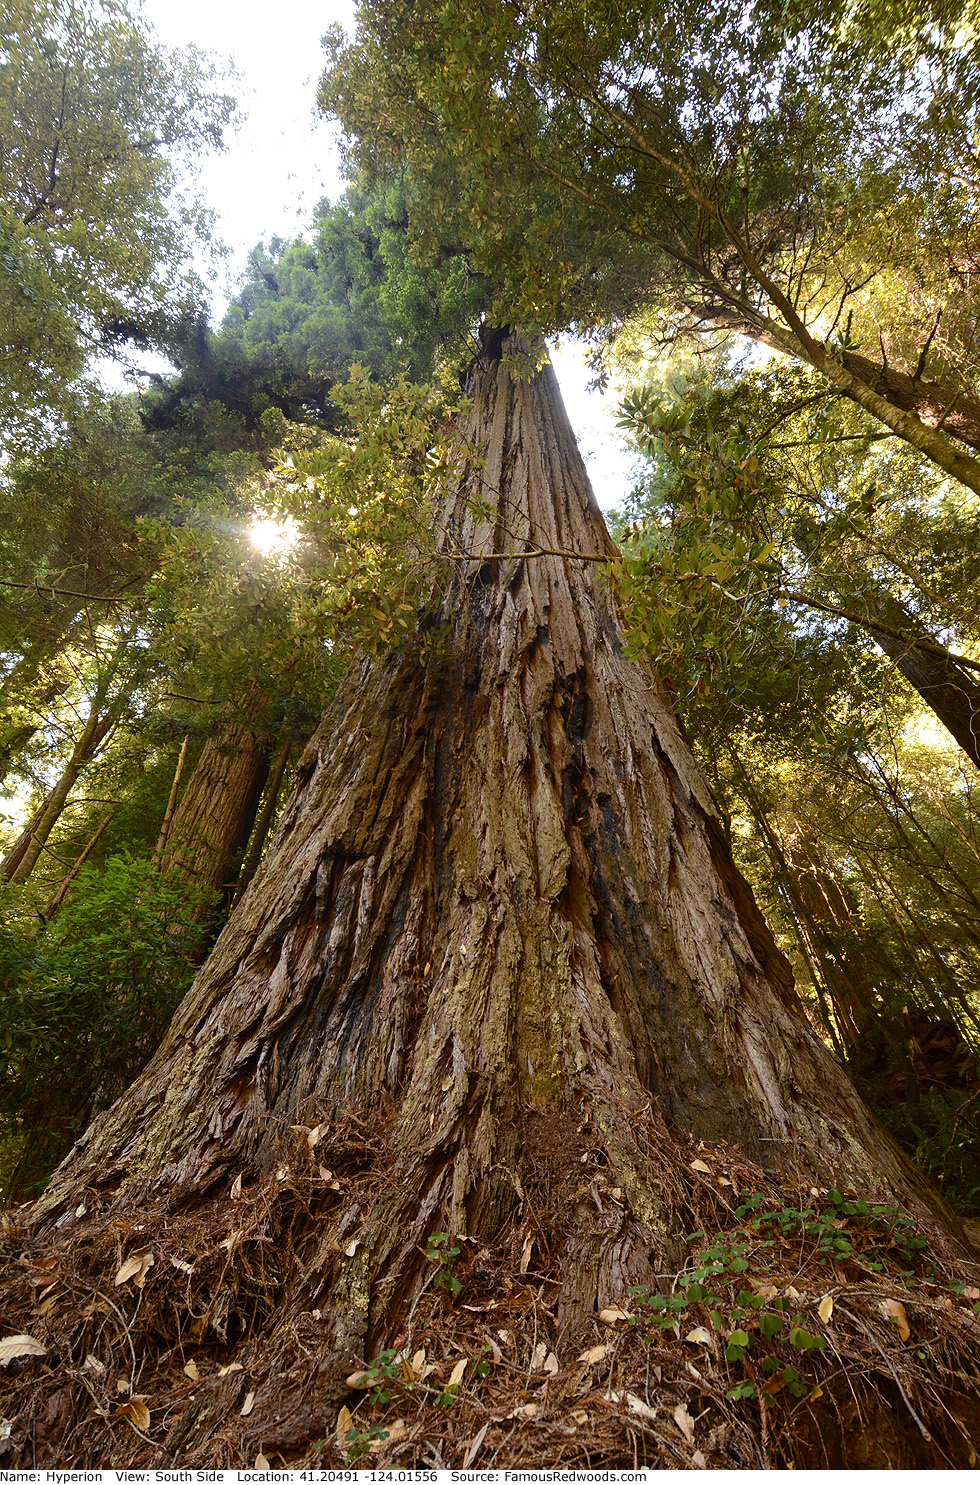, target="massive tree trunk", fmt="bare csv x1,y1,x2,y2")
158,719,270,921
13,340,980,1468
